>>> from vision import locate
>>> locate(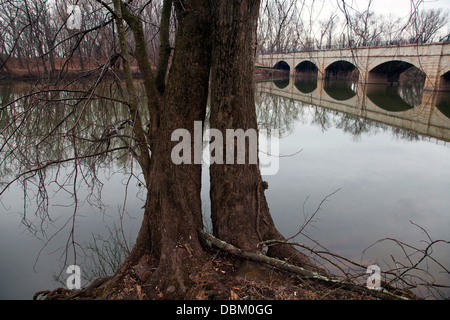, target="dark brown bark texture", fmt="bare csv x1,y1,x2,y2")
103,0,218,299
99,0,320,300
209,0,316,270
